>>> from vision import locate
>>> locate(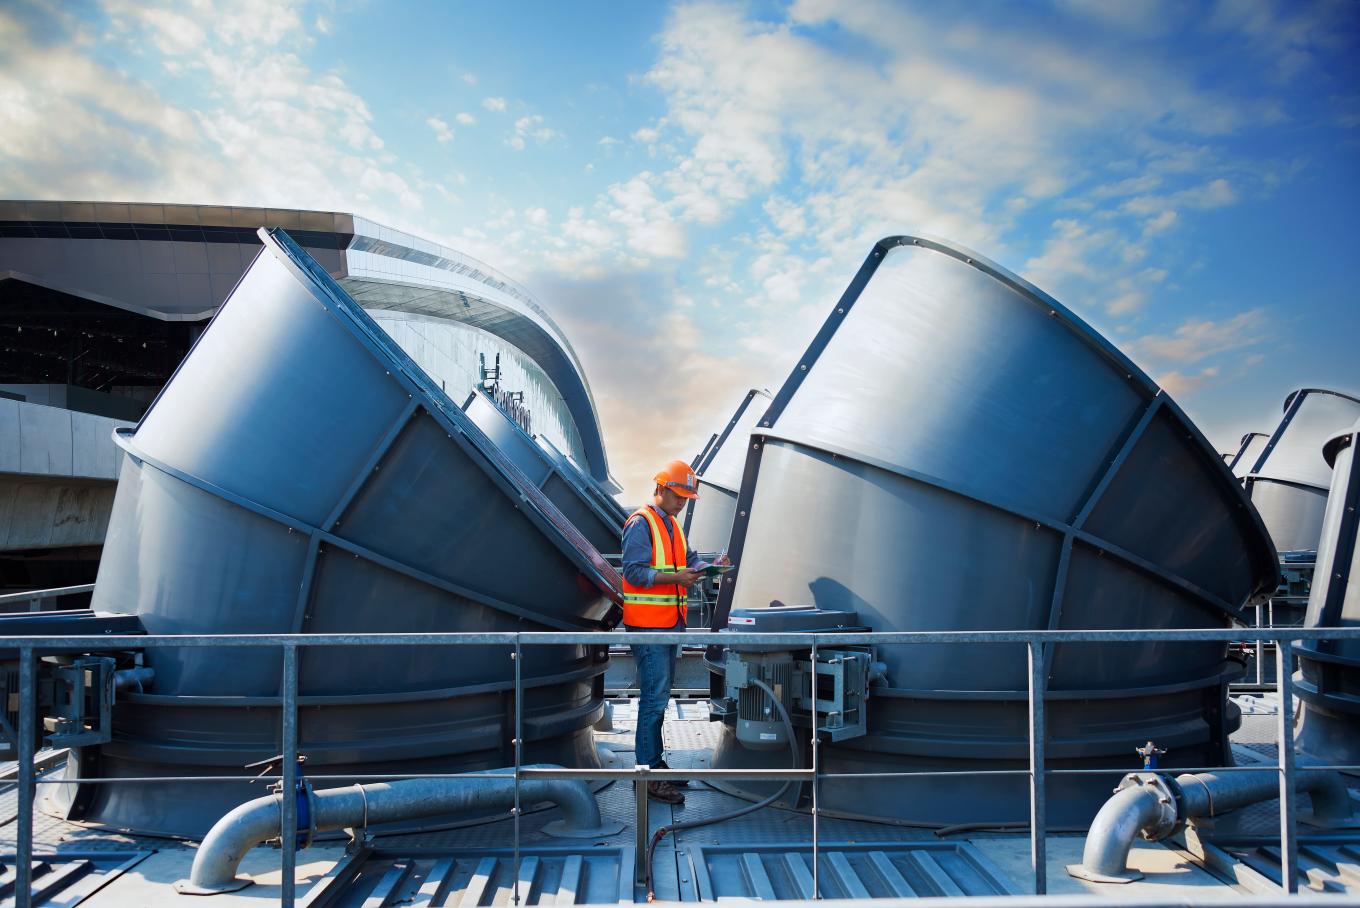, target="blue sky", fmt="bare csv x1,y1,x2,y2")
2,0,1357,500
